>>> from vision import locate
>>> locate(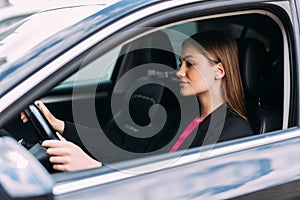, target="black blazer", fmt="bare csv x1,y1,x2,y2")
62,104,254,163
178,104,254,151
